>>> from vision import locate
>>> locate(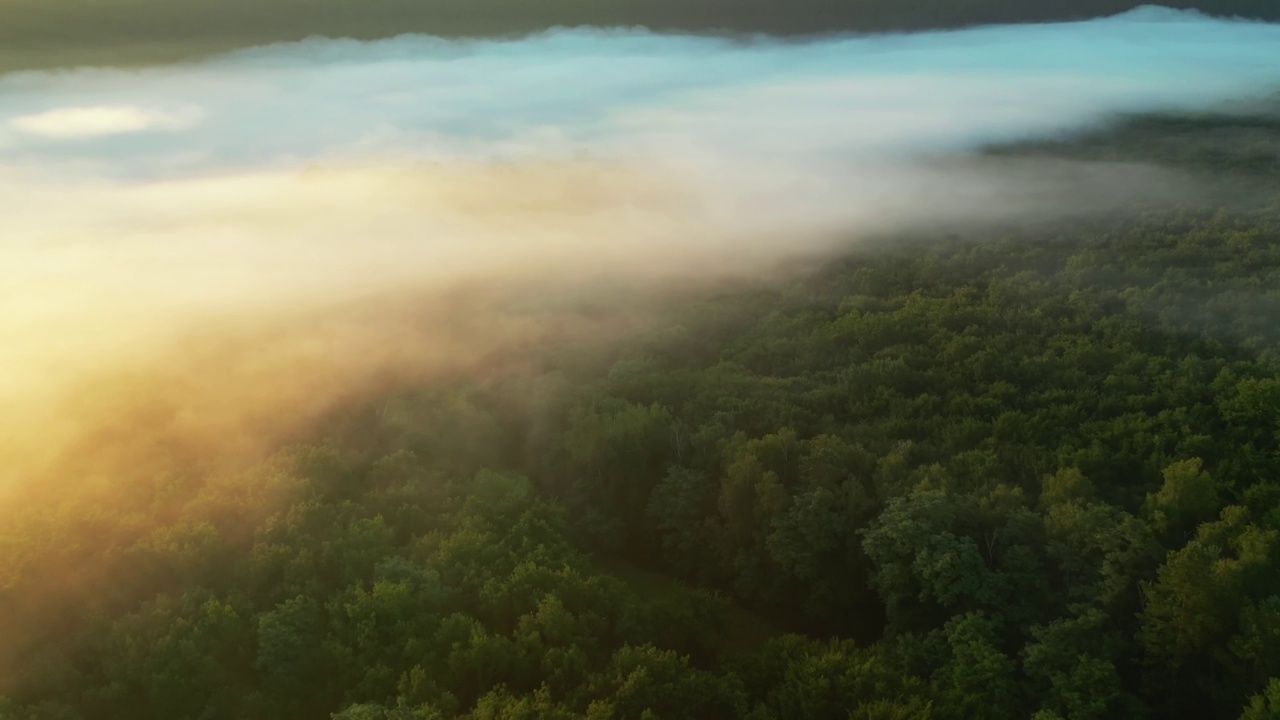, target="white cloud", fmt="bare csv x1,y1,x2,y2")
9,105,199,139
0,7,1276,174
0,7,1276,407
